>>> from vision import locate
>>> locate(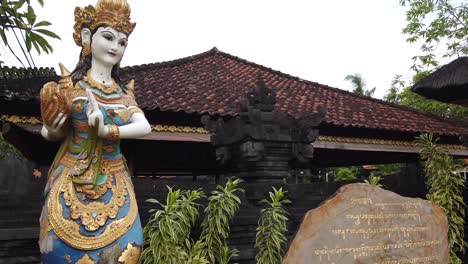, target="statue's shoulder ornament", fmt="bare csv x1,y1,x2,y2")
40,64,79,126
120,80,138,107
